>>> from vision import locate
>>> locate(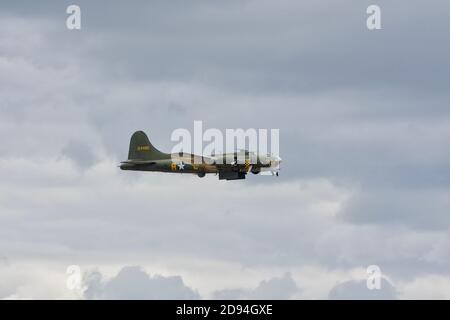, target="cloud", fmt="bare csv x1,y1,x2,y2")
213,273,300,299
0,263,79,299
328,278,397,300
1,0,450,300
398,275,450,300
83,266,200,300
60,140,97,168
340,188,450,230
1,156,450,292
